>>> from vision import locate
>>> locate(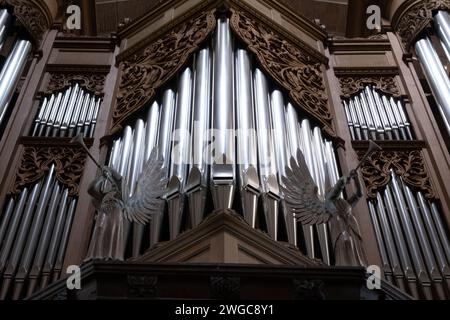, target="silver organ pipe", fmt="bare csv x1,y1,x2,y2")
0,9,12,51
31,84,102,138
343,86,413,141
415,36,450,136
254,68,279,240
0,164,78,299
271,90,296,245
0,39,32,128
365,171,450,299
151,89,176,245
285,103,315,258
211,17,235,211
341,81,450,298
101,17,340,264
235,47,259,228
434,11,450,67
